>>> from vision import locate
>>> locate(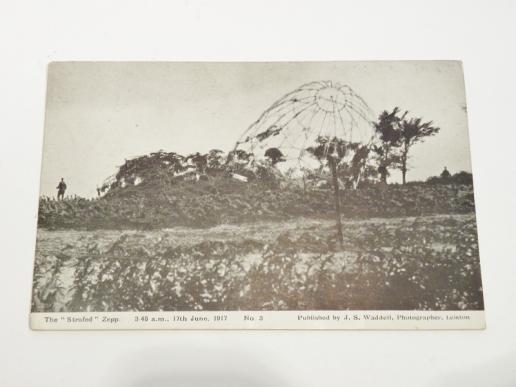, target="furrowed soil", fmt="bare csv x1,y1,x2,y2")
32,213,483,312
